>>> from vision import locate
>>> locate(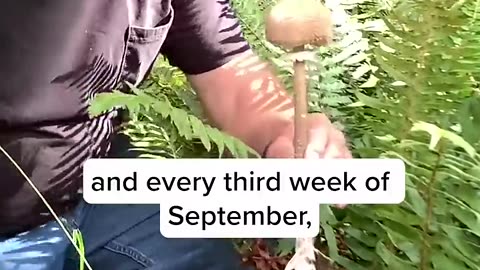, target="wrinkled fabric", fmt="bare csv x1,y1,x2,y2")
0,221,70,270
0,0,250,236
